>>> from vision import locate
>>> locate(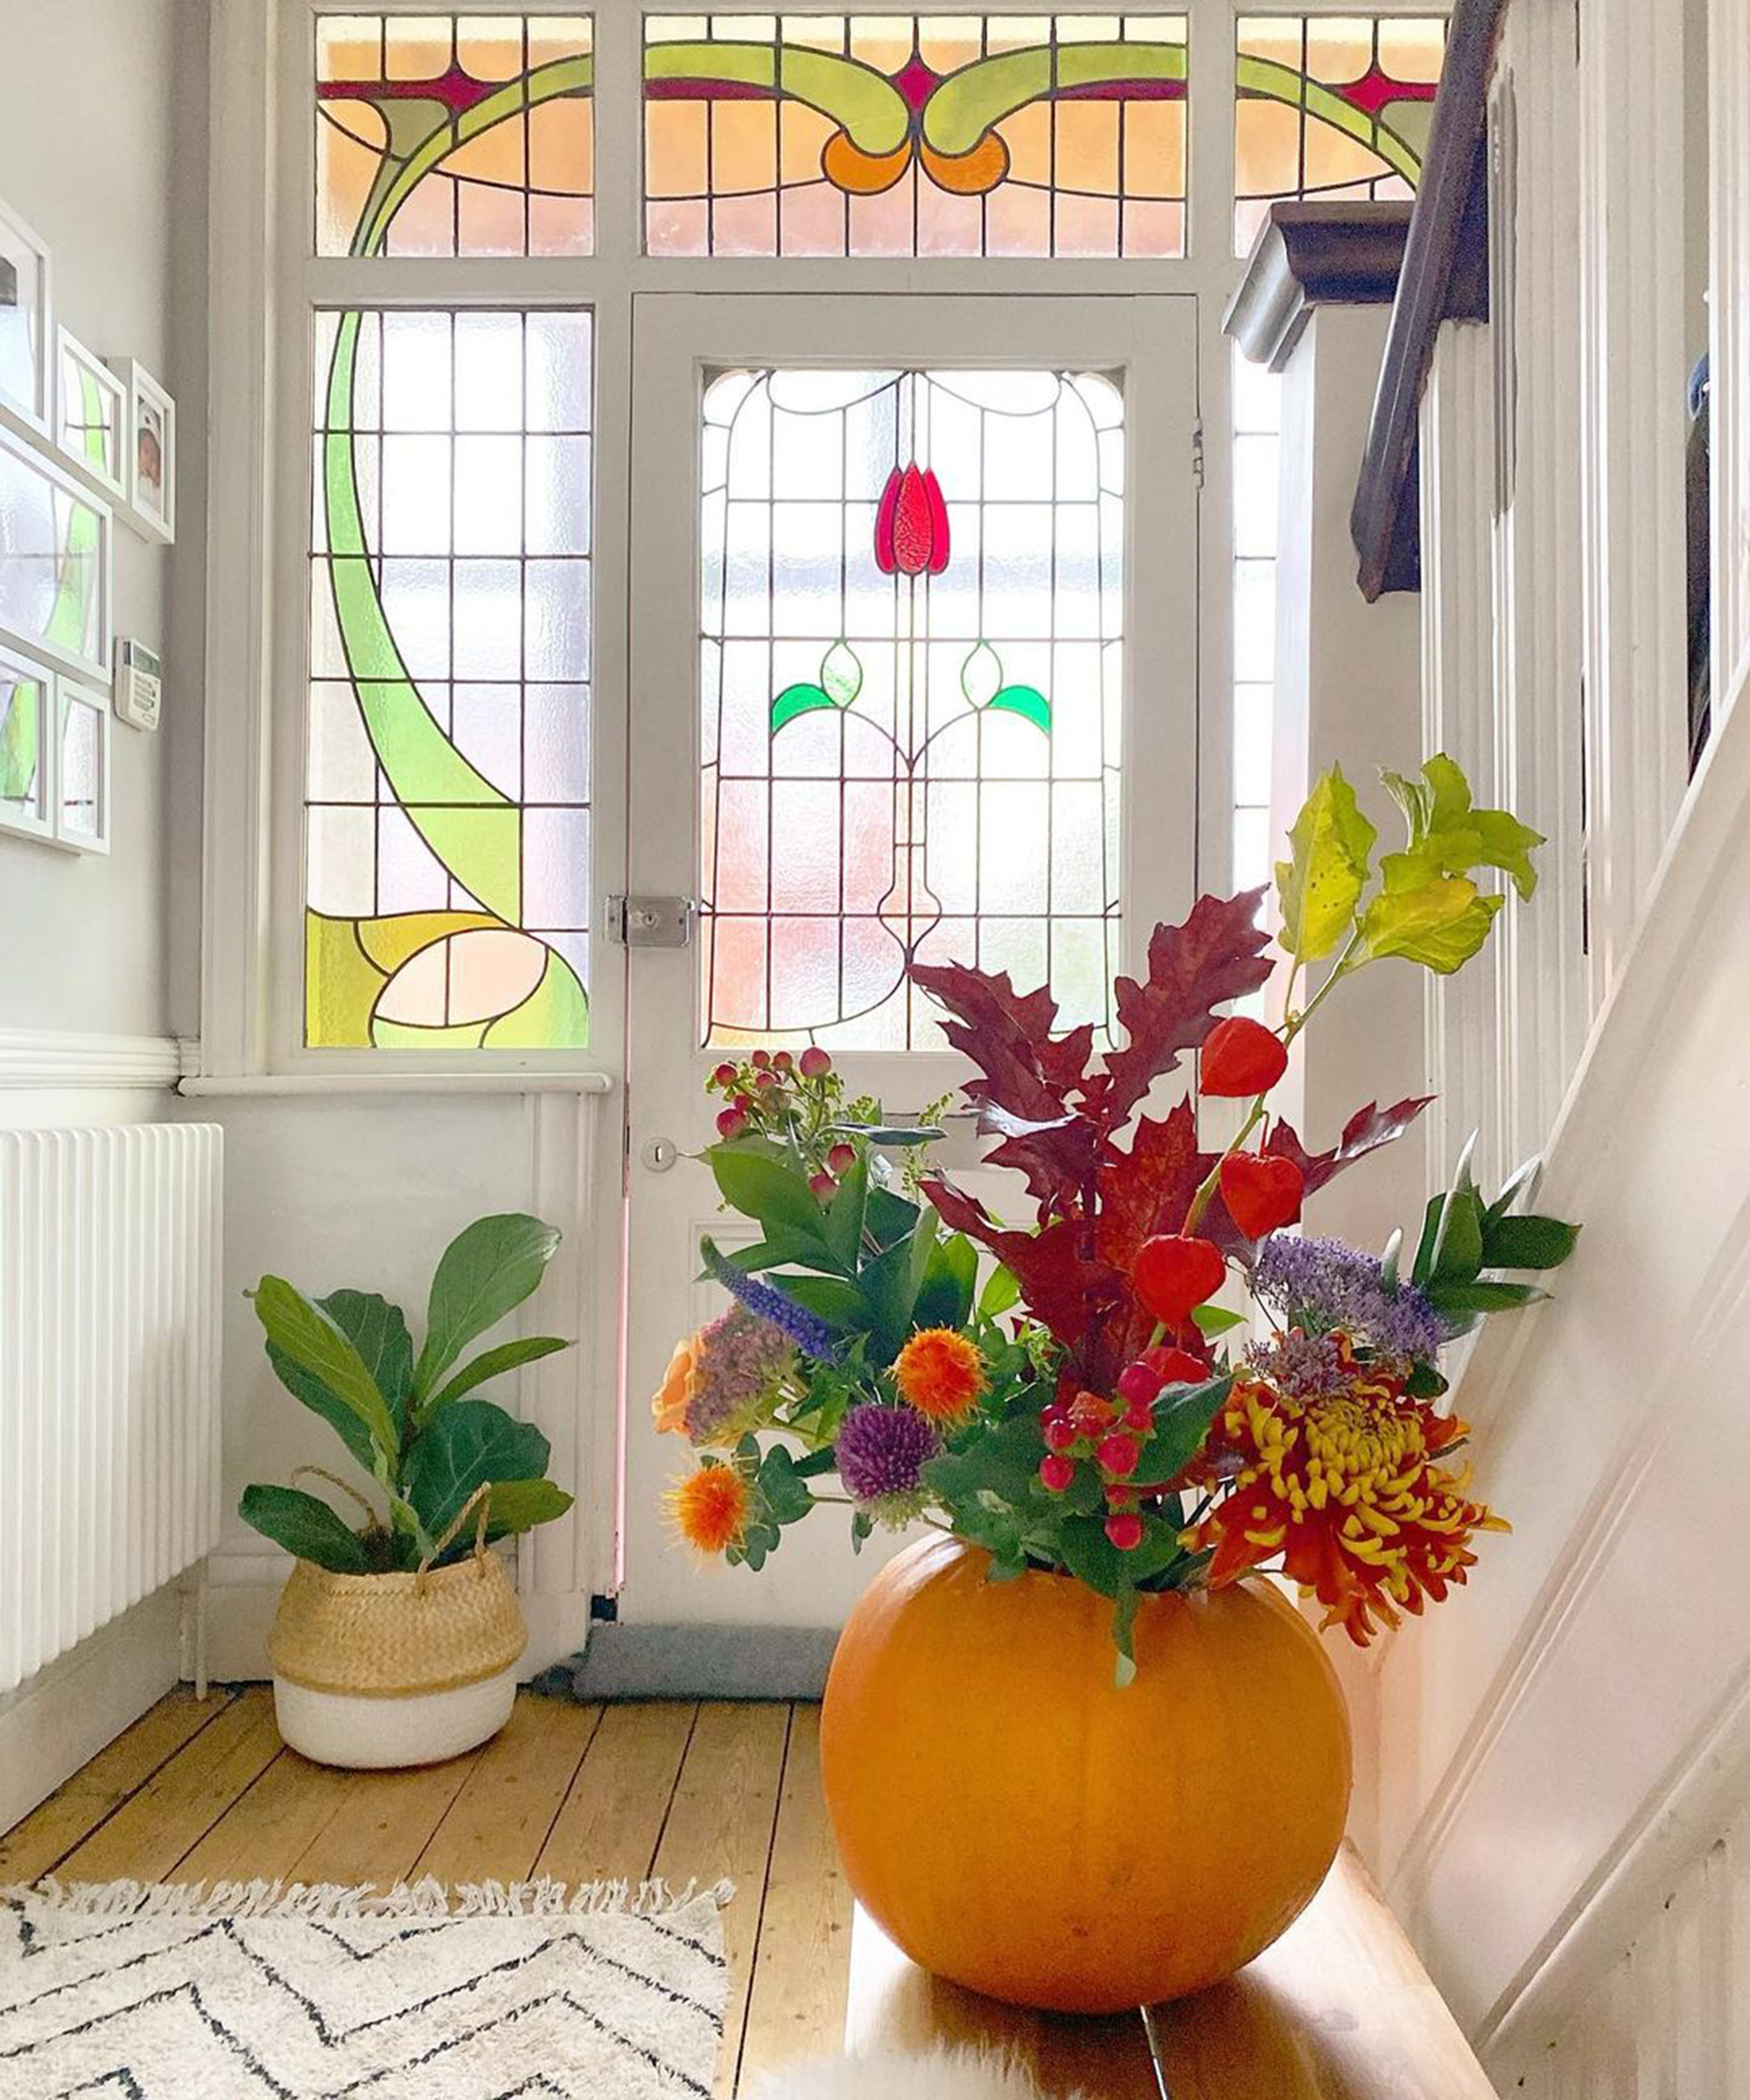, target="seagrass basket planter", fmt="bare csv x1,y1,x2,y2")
267,1546,527,1769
